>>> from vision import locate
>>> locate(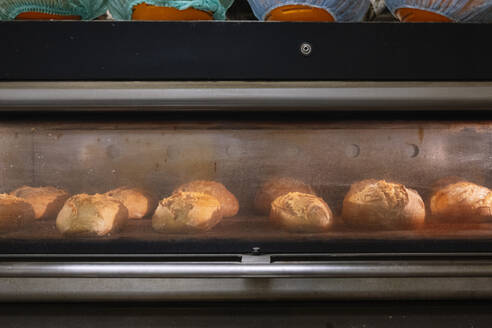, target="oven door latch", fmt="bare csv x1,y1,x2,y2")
241,254,271,264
